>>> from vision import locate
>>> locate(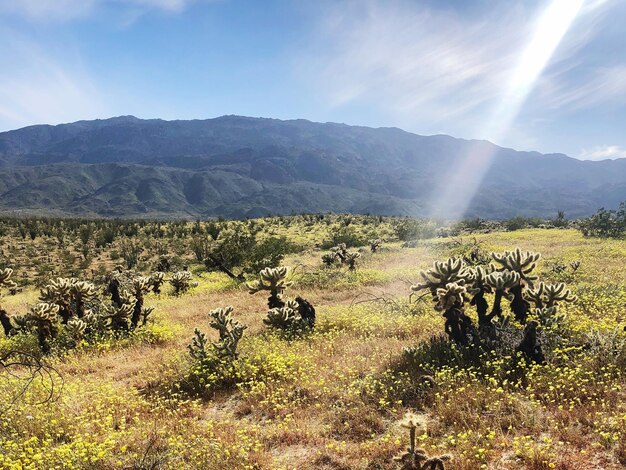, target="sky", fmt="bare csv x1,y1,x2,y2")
0,0,625,160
